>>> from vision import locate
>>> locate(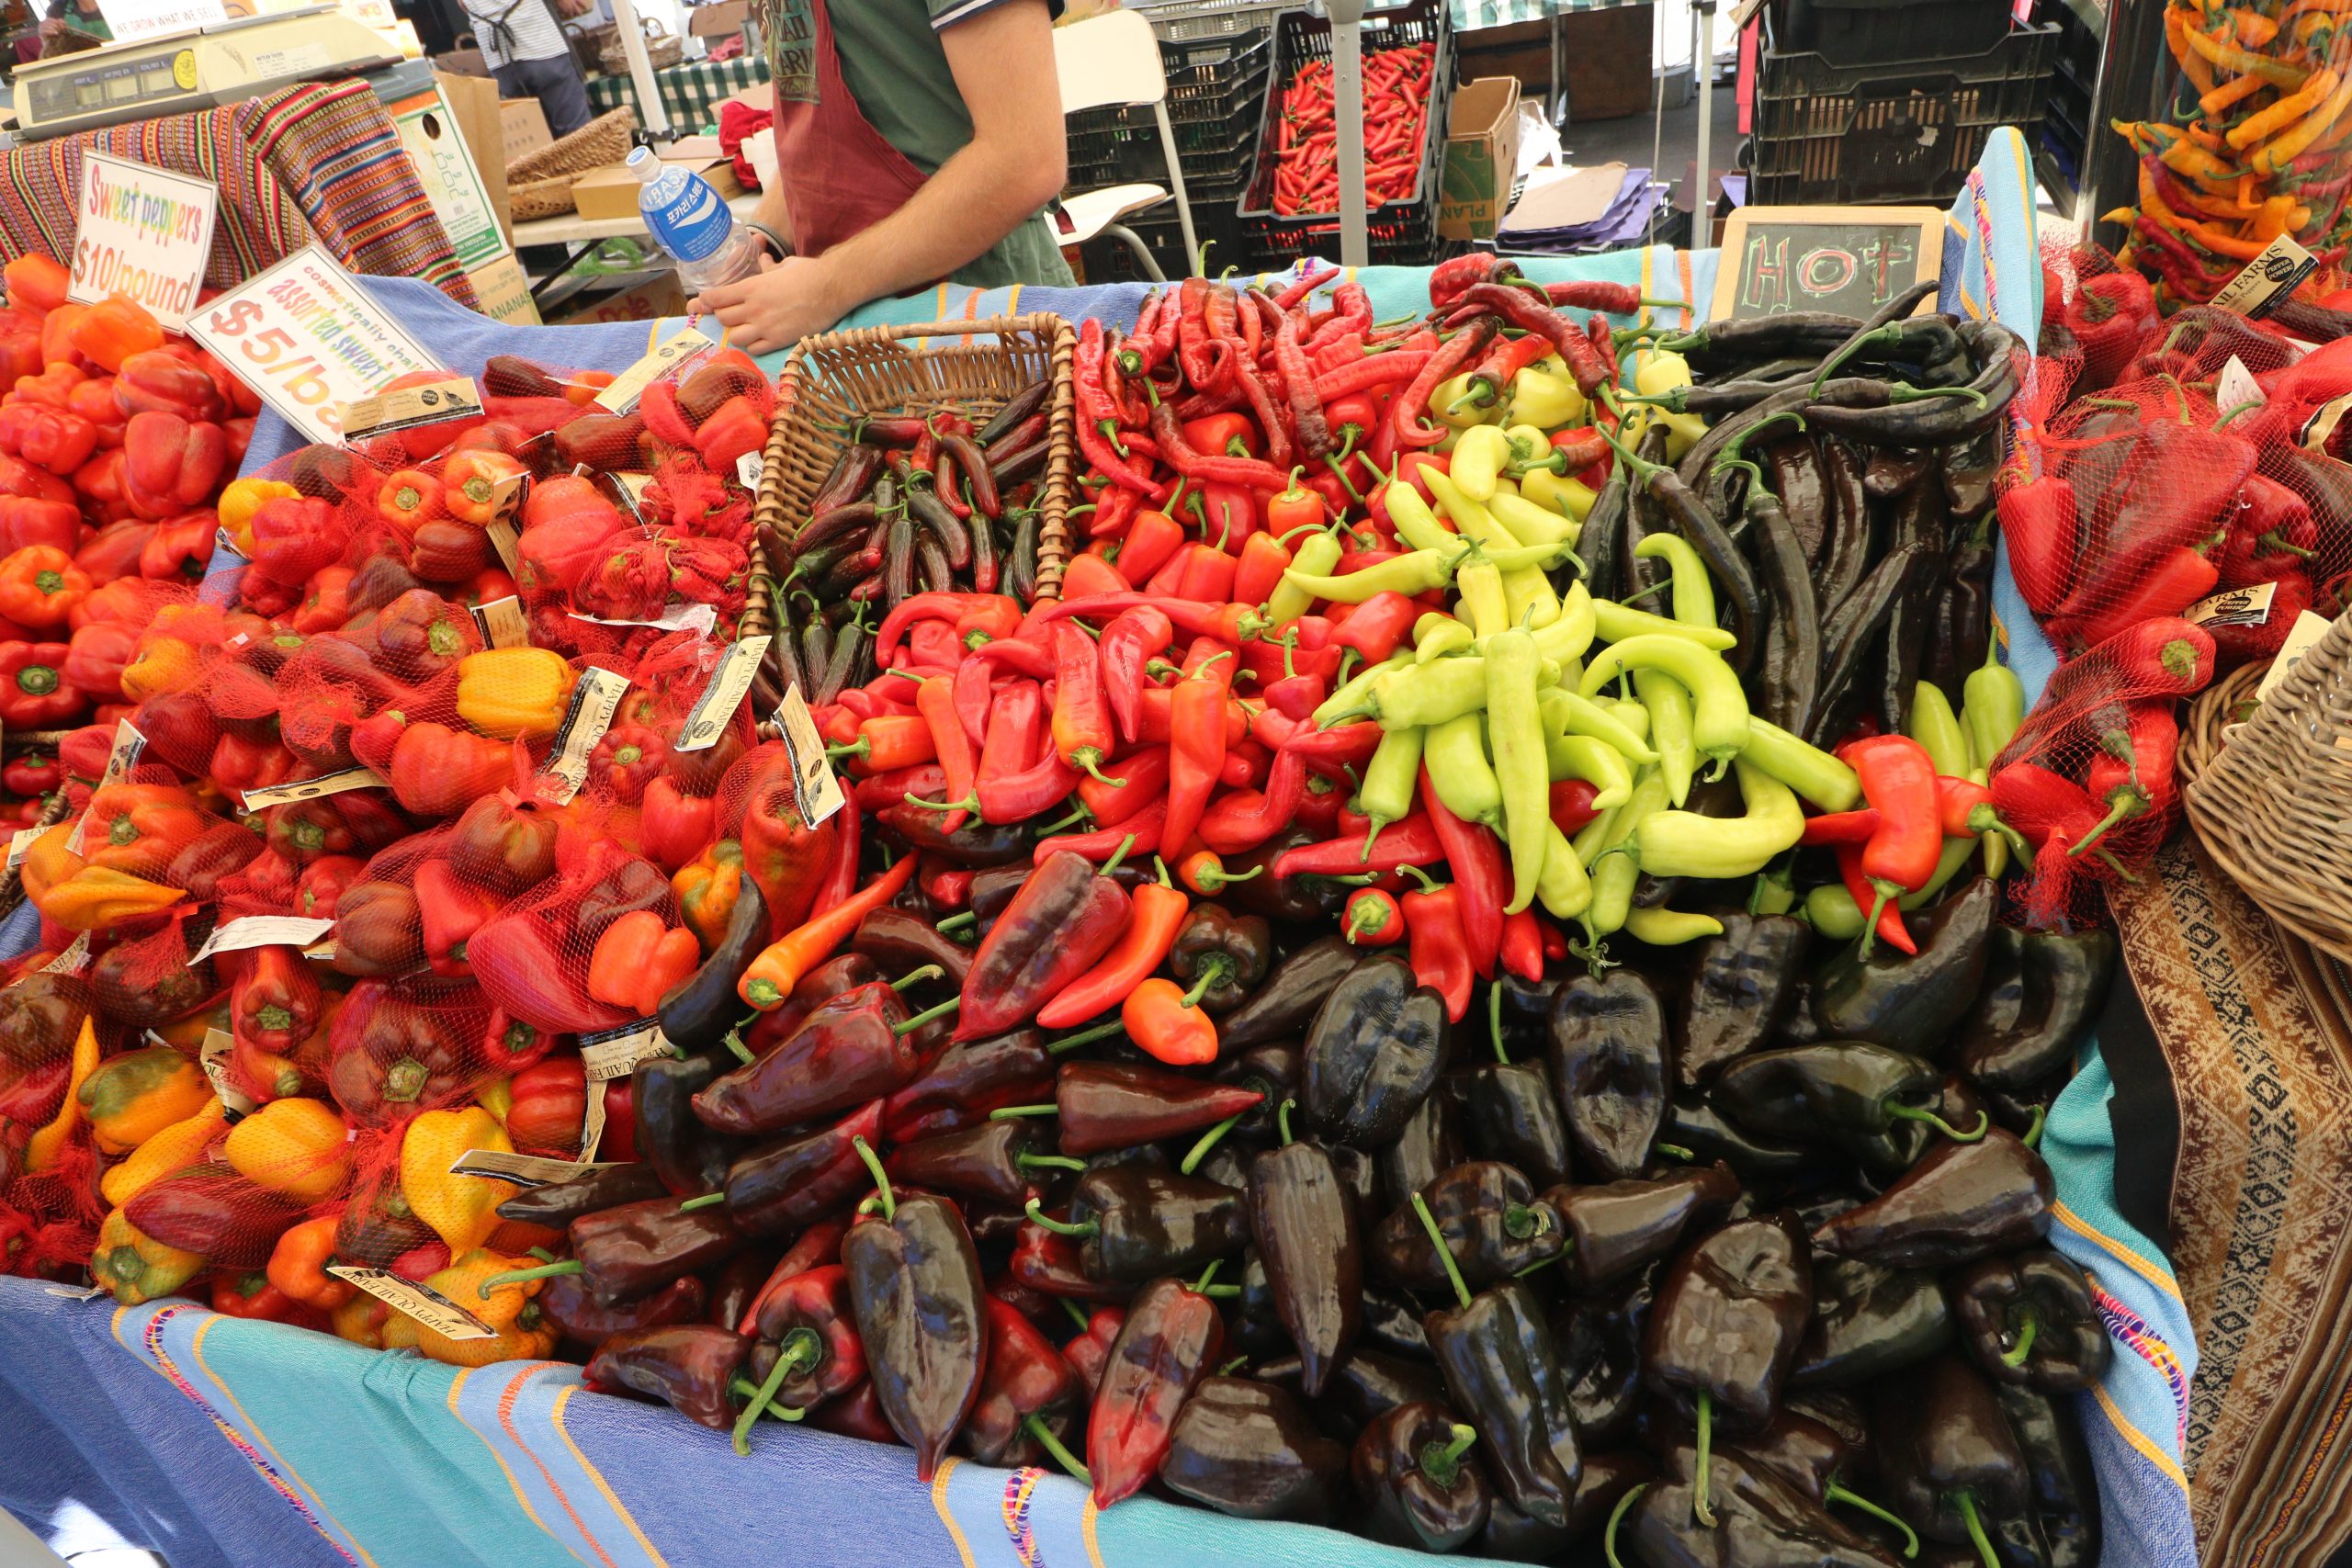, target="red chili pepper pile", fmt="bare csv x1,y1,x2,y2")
1271,43,1438,218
